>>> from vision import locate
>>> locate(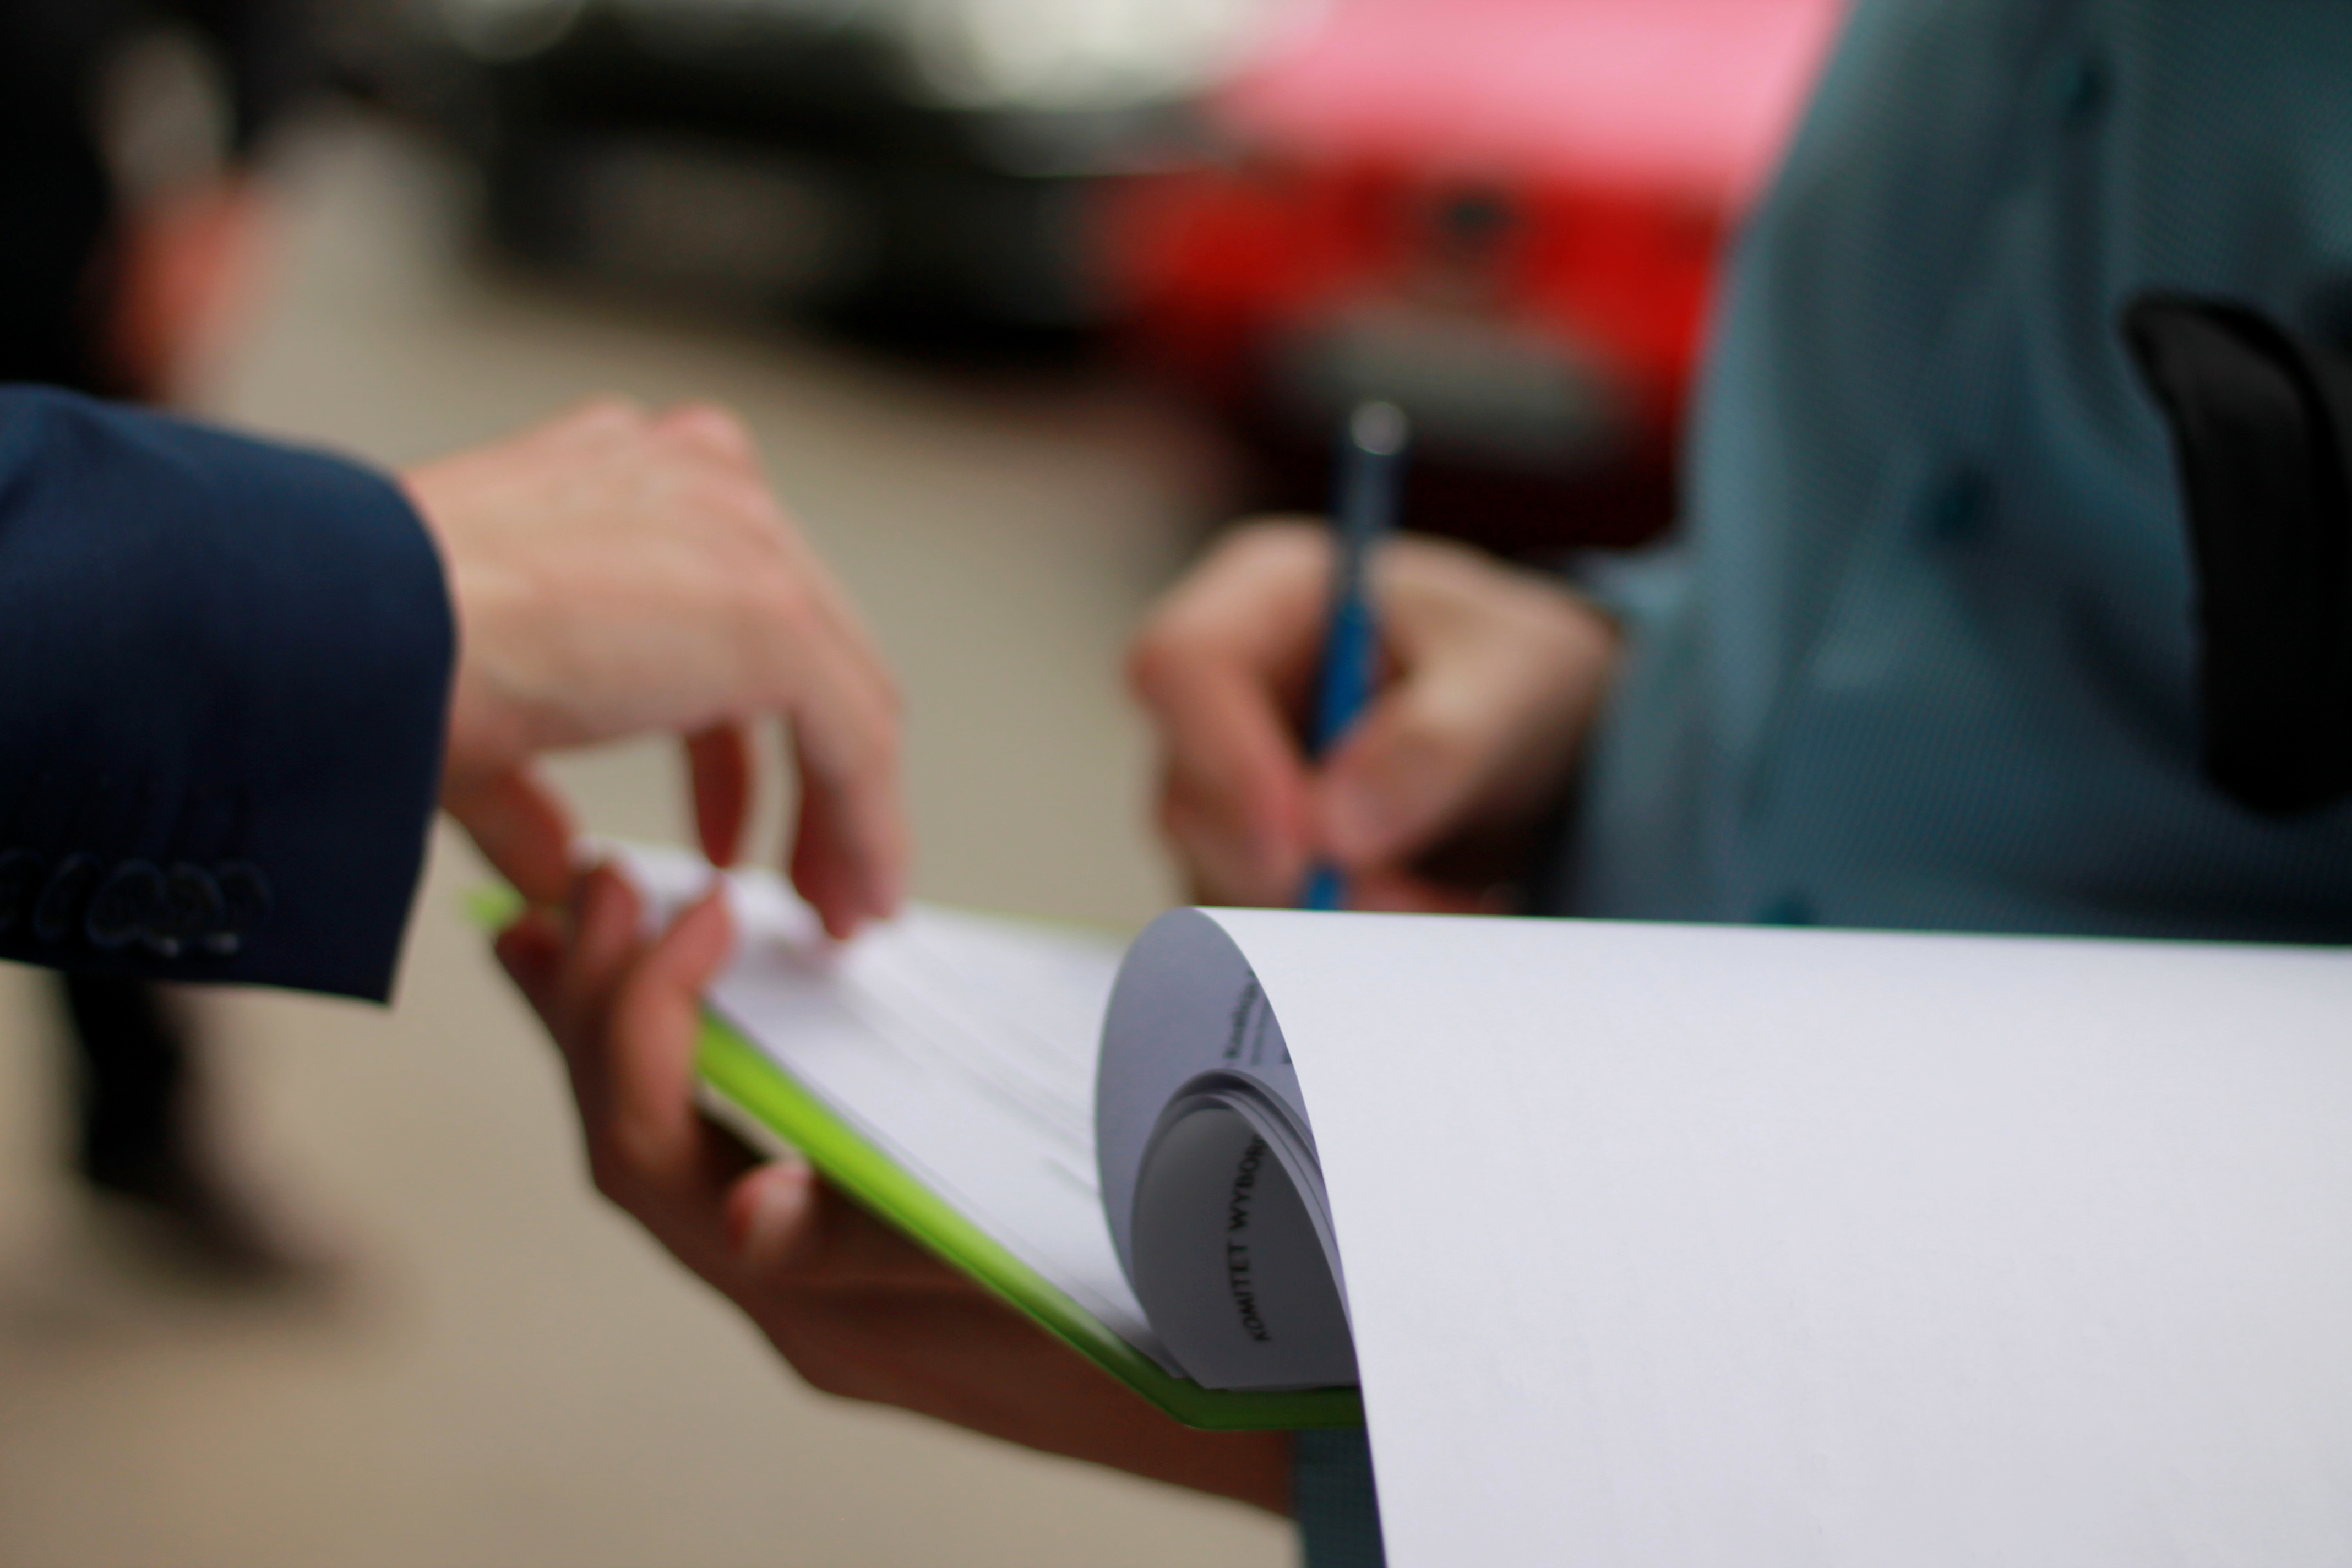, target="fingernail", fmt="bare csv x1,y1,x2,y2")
732,1160,813,1268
